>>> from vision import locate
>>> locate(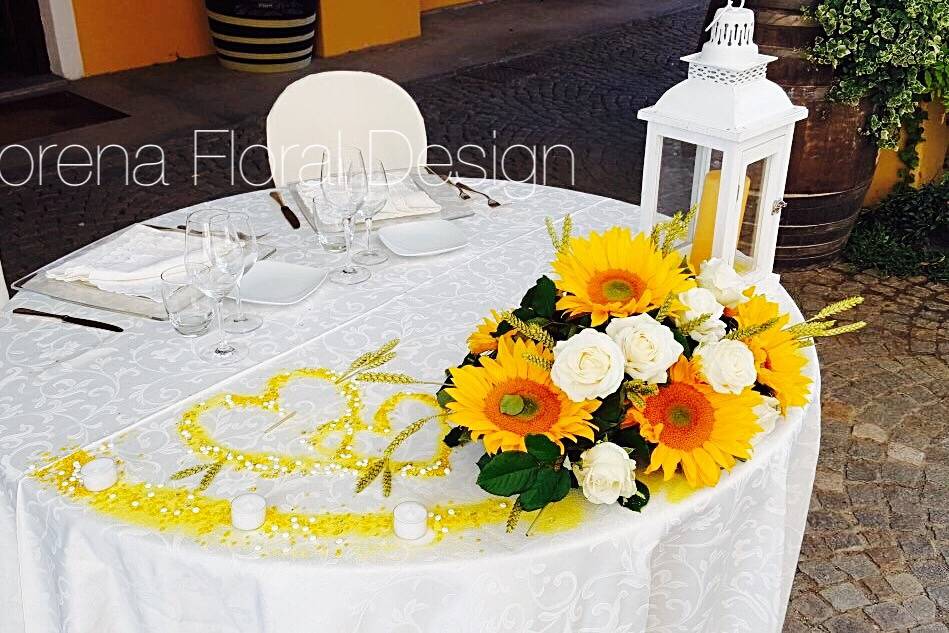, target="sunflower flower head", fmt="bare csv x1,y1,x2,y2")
733,294,812,413
552,227,694,326
446,338,600,454
467,310,514,355
626,357,762,488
